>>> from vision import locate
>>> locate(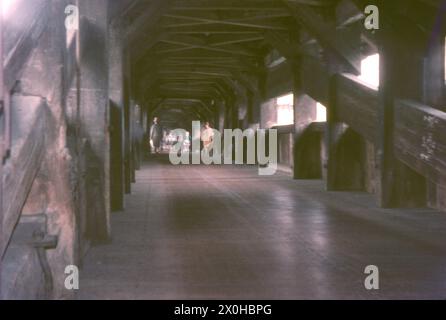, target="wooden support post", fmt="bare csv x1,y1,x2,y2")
109,23,125,211
250,93,261,126
232,101,239,129
132,103,142,172
323,7,358,191
123,72,132,194
124,82,130,192
0,5,4,296
213,100,220,131
293,56,318,179
246,91,254,127
377,11,427,208
423,31,445,111
79,0,111,240
325,76,346,190
225,99,233,129
217,100,226,132
130,100,136,183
